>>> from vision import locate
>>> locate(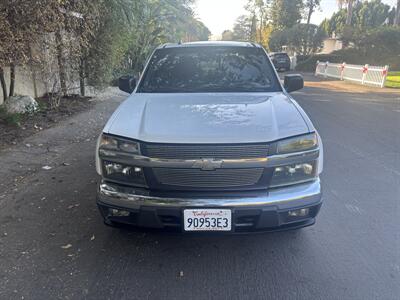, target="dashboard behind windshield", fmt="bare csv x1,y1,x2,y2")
137,47,281,93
